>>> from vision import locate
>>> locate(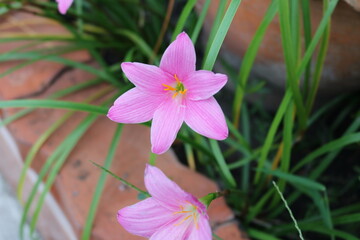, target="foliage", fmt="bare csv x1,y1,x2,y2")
0,0,359,239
